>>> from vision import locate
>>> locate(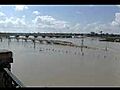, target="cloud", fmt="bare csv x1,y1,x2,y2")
68,21,119,34
4,16,26,28
0,12,6,21
69,12,120,34
0,12,6,17
76,11,82,15
0,12,28,32
32,15,70,32
70,22,102,33
111,13,120,27
116,5,120,8
80,22,119,34
15,5,28,11
68,23,83,33
1,7,120,33
32,11,40,16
